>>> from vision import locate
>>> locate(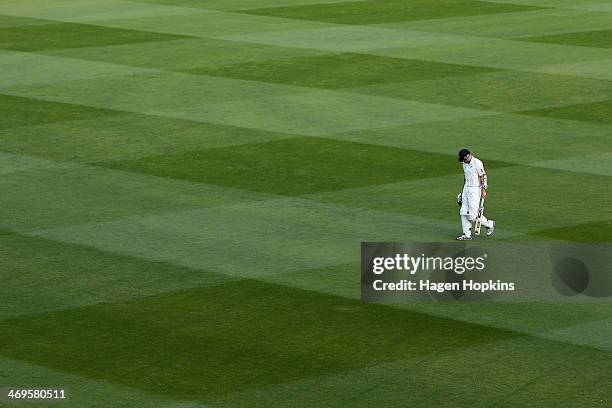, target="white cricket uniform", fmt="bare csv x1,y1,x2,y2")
460,157,485,219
